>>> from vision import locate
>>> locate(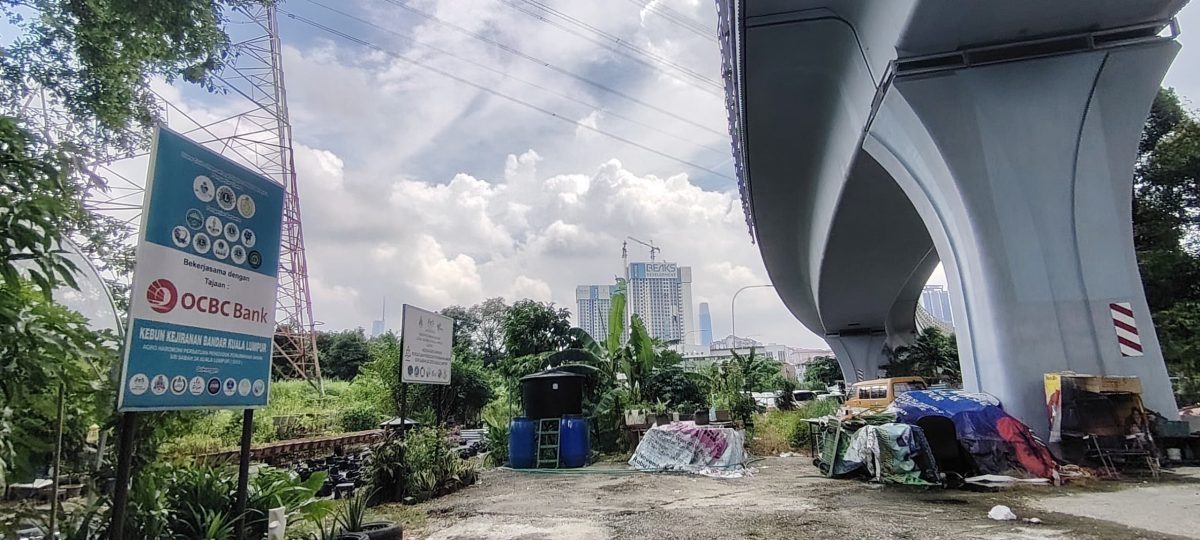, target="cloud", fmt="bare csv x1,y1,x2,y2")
113,0,1200,349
